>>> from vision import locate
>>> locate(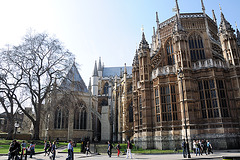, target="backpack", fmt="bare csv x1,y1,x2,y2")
110,144,113,149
